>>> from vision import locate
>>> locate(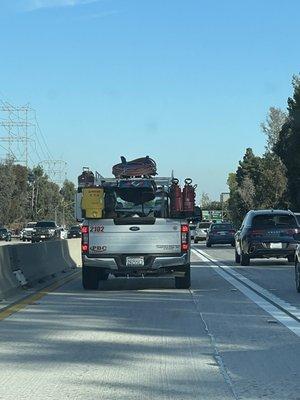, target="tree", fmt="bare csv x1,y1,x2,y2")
7,164,29,226
201,192,211,208
274,75,300,209
236,148,261,187
30,166,61,222
261,107,287,152
255,153,288,209
227,149,288,226
0,161,16,226
59,180,76,227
